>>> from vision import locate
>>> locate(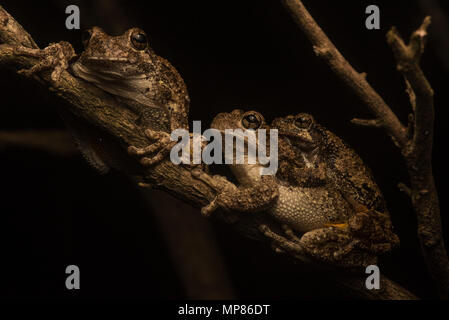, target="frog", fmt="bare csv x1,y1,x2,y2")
192,109,385,267
200,110,353,228
15,27,191,171
271,113,400,264
272,113,388,213
71,27,190,167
